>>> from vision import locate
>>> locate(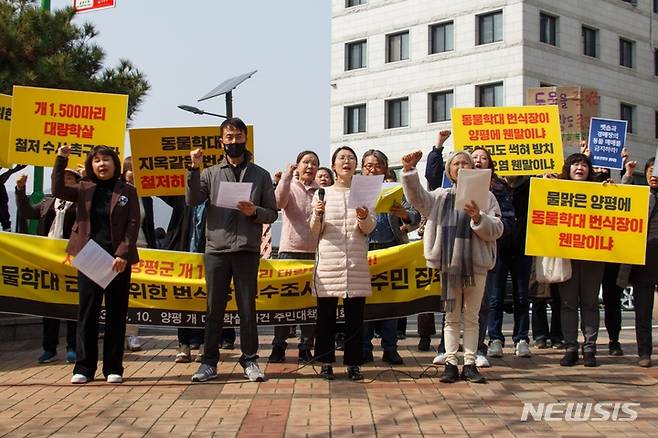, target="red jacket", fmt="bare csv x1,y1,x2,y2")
51,156,140,265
